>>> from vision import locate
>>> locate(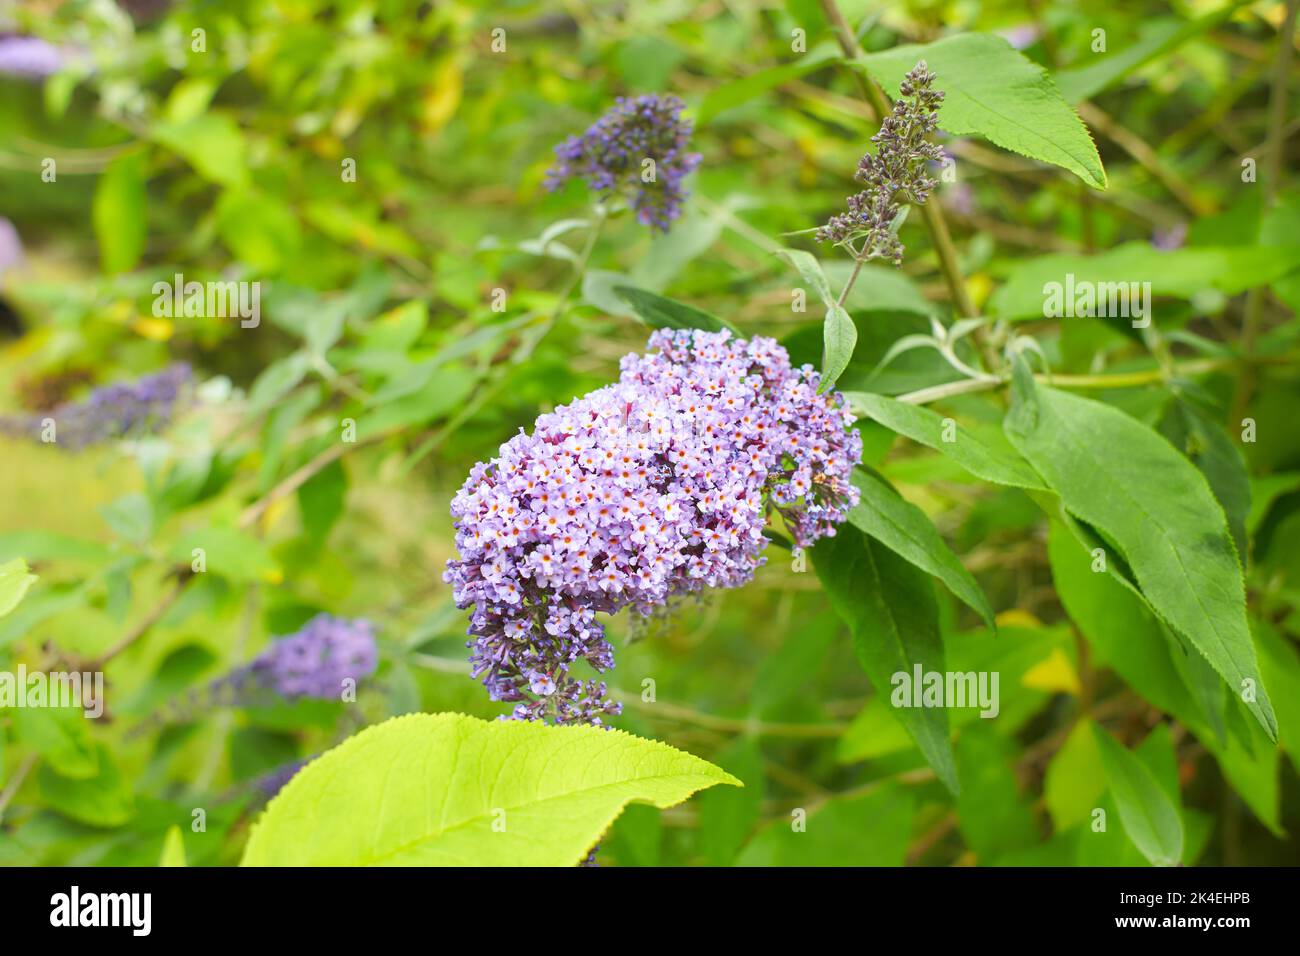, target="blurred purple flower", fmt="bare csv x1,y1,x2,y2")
0,363,192,449
444,329,863,724
133,616,377,741
0,34,64,79
545,94,701,232
1151,222,1188,251
234,614,379,702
